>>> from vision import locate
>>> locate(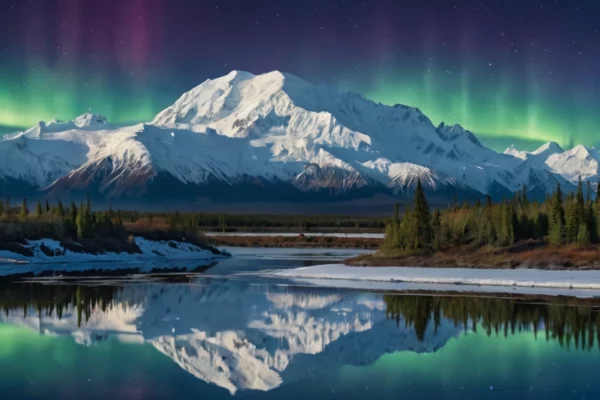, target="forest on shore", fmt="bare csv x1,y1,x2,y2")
0,197,221,256
348,178,600,269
